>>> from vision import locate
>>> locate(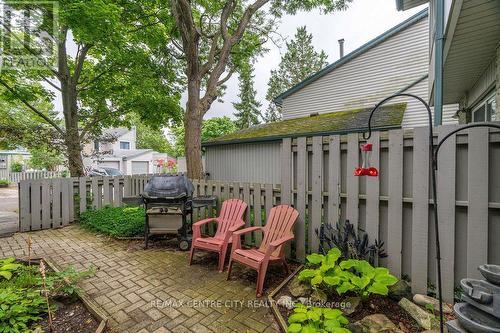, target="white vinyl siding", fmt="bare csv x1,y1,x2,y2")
281,15,458,128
